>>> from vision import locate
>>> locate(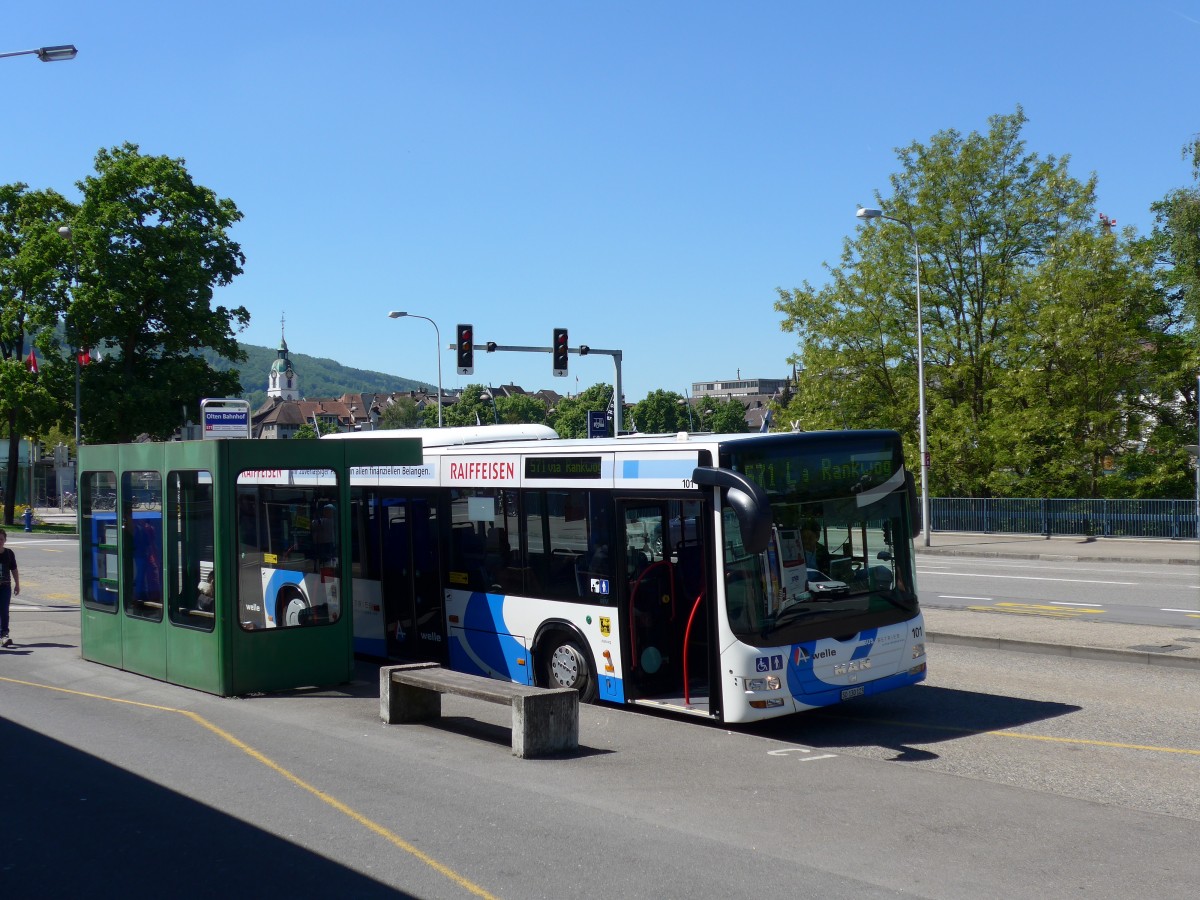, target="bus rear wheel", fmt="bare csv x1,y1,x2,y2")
543,636,597,703
276,585,309,627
